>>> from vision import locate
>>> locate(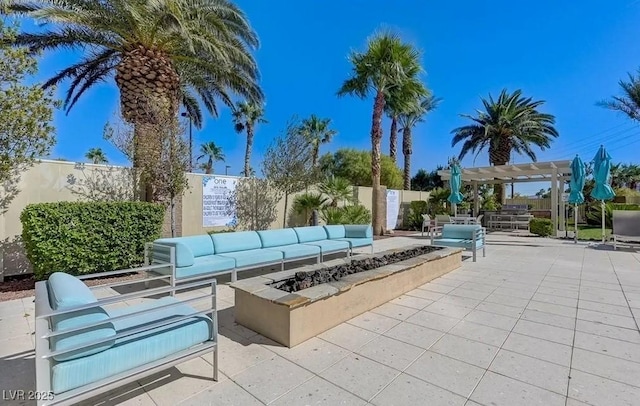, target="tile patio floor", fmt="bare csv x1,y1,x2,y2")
1,233,640,405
